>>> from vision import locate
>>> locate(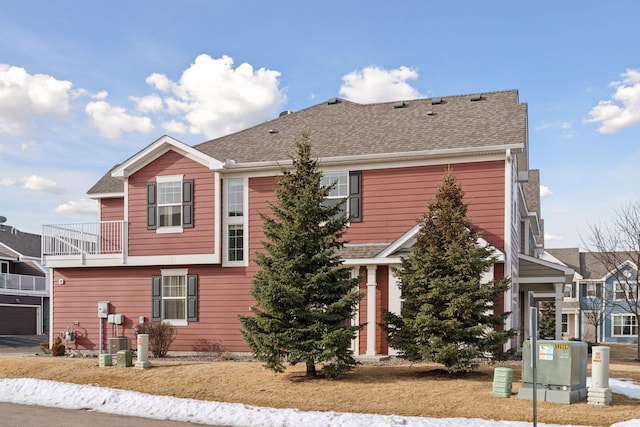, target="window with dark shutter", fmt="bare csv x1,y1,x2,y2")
349,171,362,222
151,275,162,321
147,183,157,230
187,274,198,321
182,180,194,228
